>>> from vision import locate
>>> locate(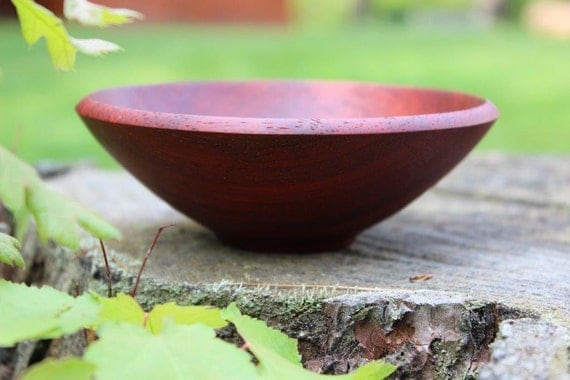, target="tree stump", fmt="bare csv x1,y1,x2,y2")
8,153,570,379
